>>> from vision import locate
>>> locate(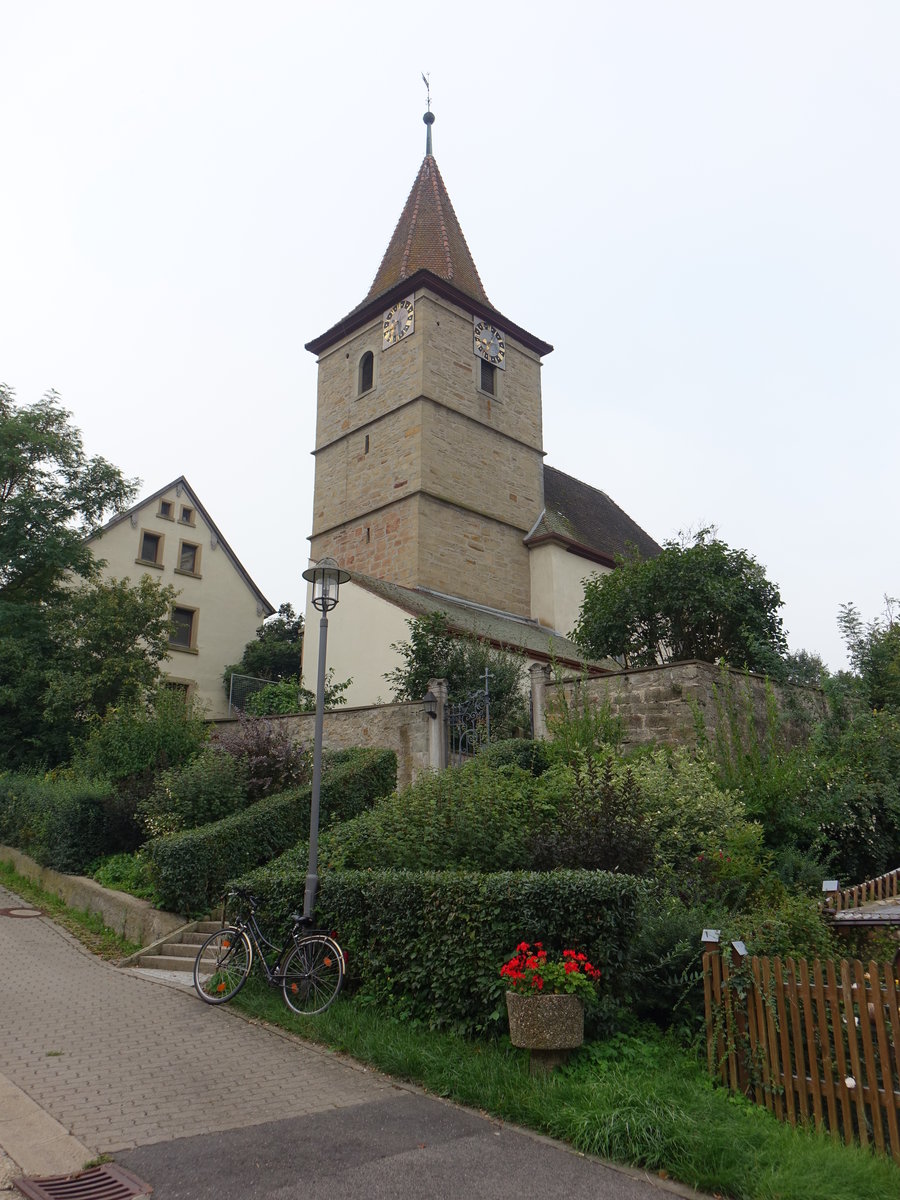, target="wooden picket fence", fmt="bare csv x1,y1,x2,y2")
823,868,900,913
704,945,900,1163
